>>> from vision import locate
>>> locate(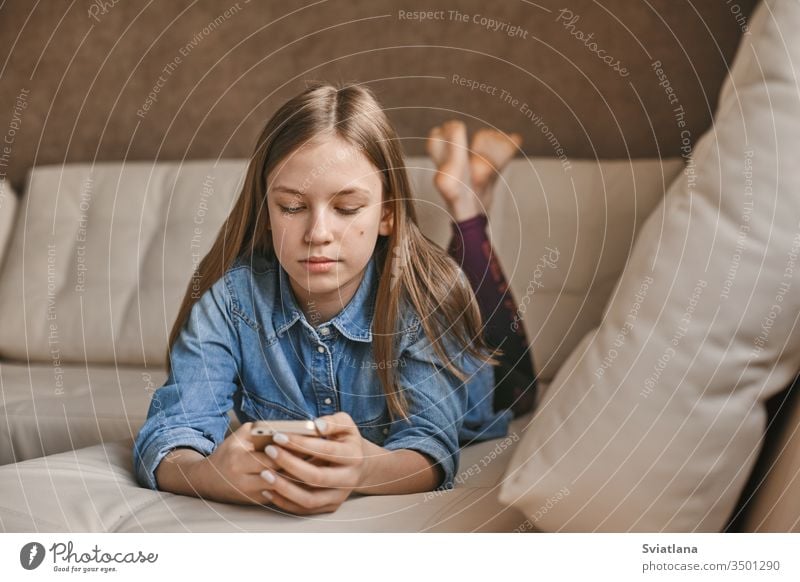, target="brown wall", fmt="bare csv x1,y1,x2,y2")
0,0,757,192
